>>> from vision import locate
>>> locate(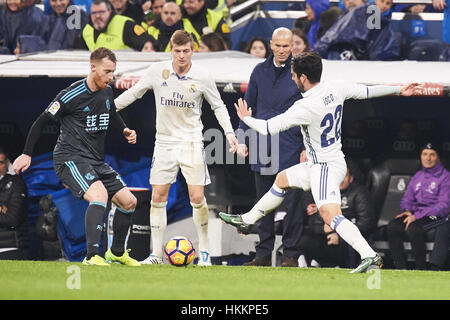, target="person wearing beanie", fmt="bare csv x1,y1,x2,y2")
387,142,450,270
